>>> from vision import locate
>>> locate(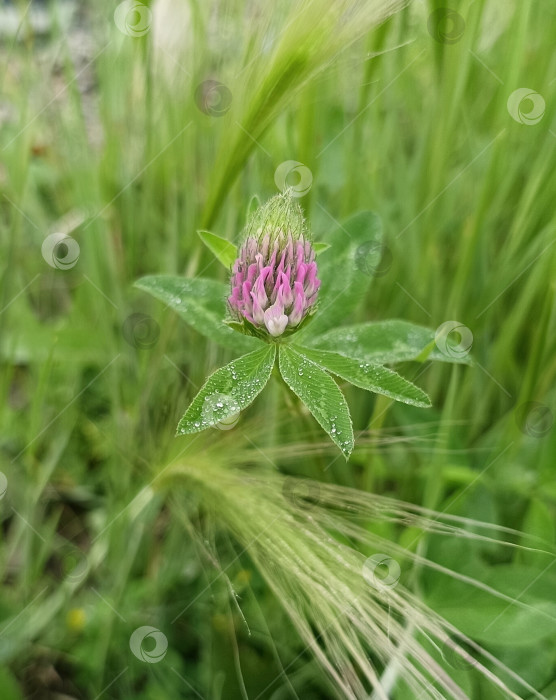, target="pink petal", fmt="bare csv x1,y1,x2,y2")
252,275,268,307
279,274,293,307
260,233,271,259
252,296,265,324
295,262,308,286
241,282,253,315
304,263,320,297
263,302,288,337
